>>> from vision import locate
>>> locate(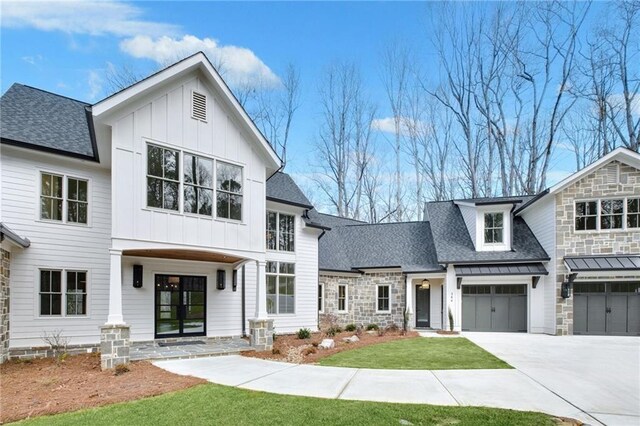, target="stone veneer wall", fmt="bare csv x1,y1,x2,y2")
1,249,10,364
320,272,405,328
555,161,640,335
